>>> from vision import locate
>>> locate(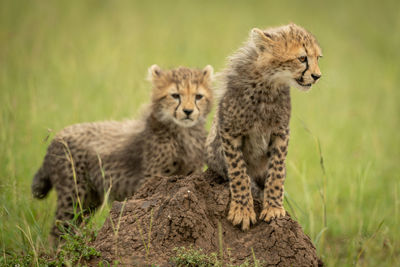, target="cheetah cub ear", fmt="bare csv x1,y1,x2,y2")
147,64,163,82
202,65,214,81
250,28,275,53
